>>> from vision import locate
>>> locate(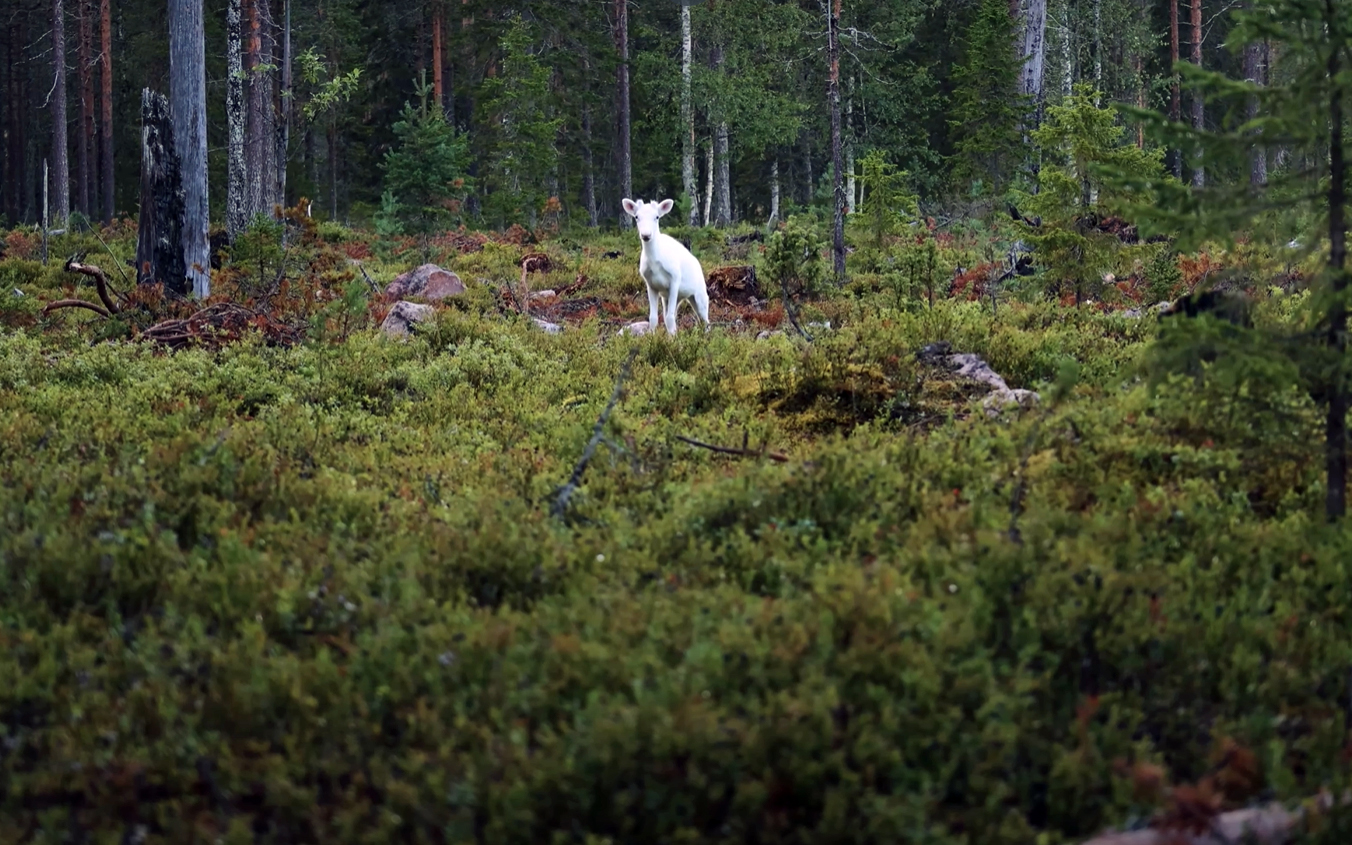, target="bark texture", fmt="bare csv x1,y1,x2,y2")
226,0,248,238
1016,0,1048,123
169,0,211,297
77,0,94,217
1169,0,1181,178
827,0,845,282
134,89,186,294
1243,38,1268,186
100,0,113,223
613,0,631,225
1190,0,1204,188
681,5,698,227
52,0,71,224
